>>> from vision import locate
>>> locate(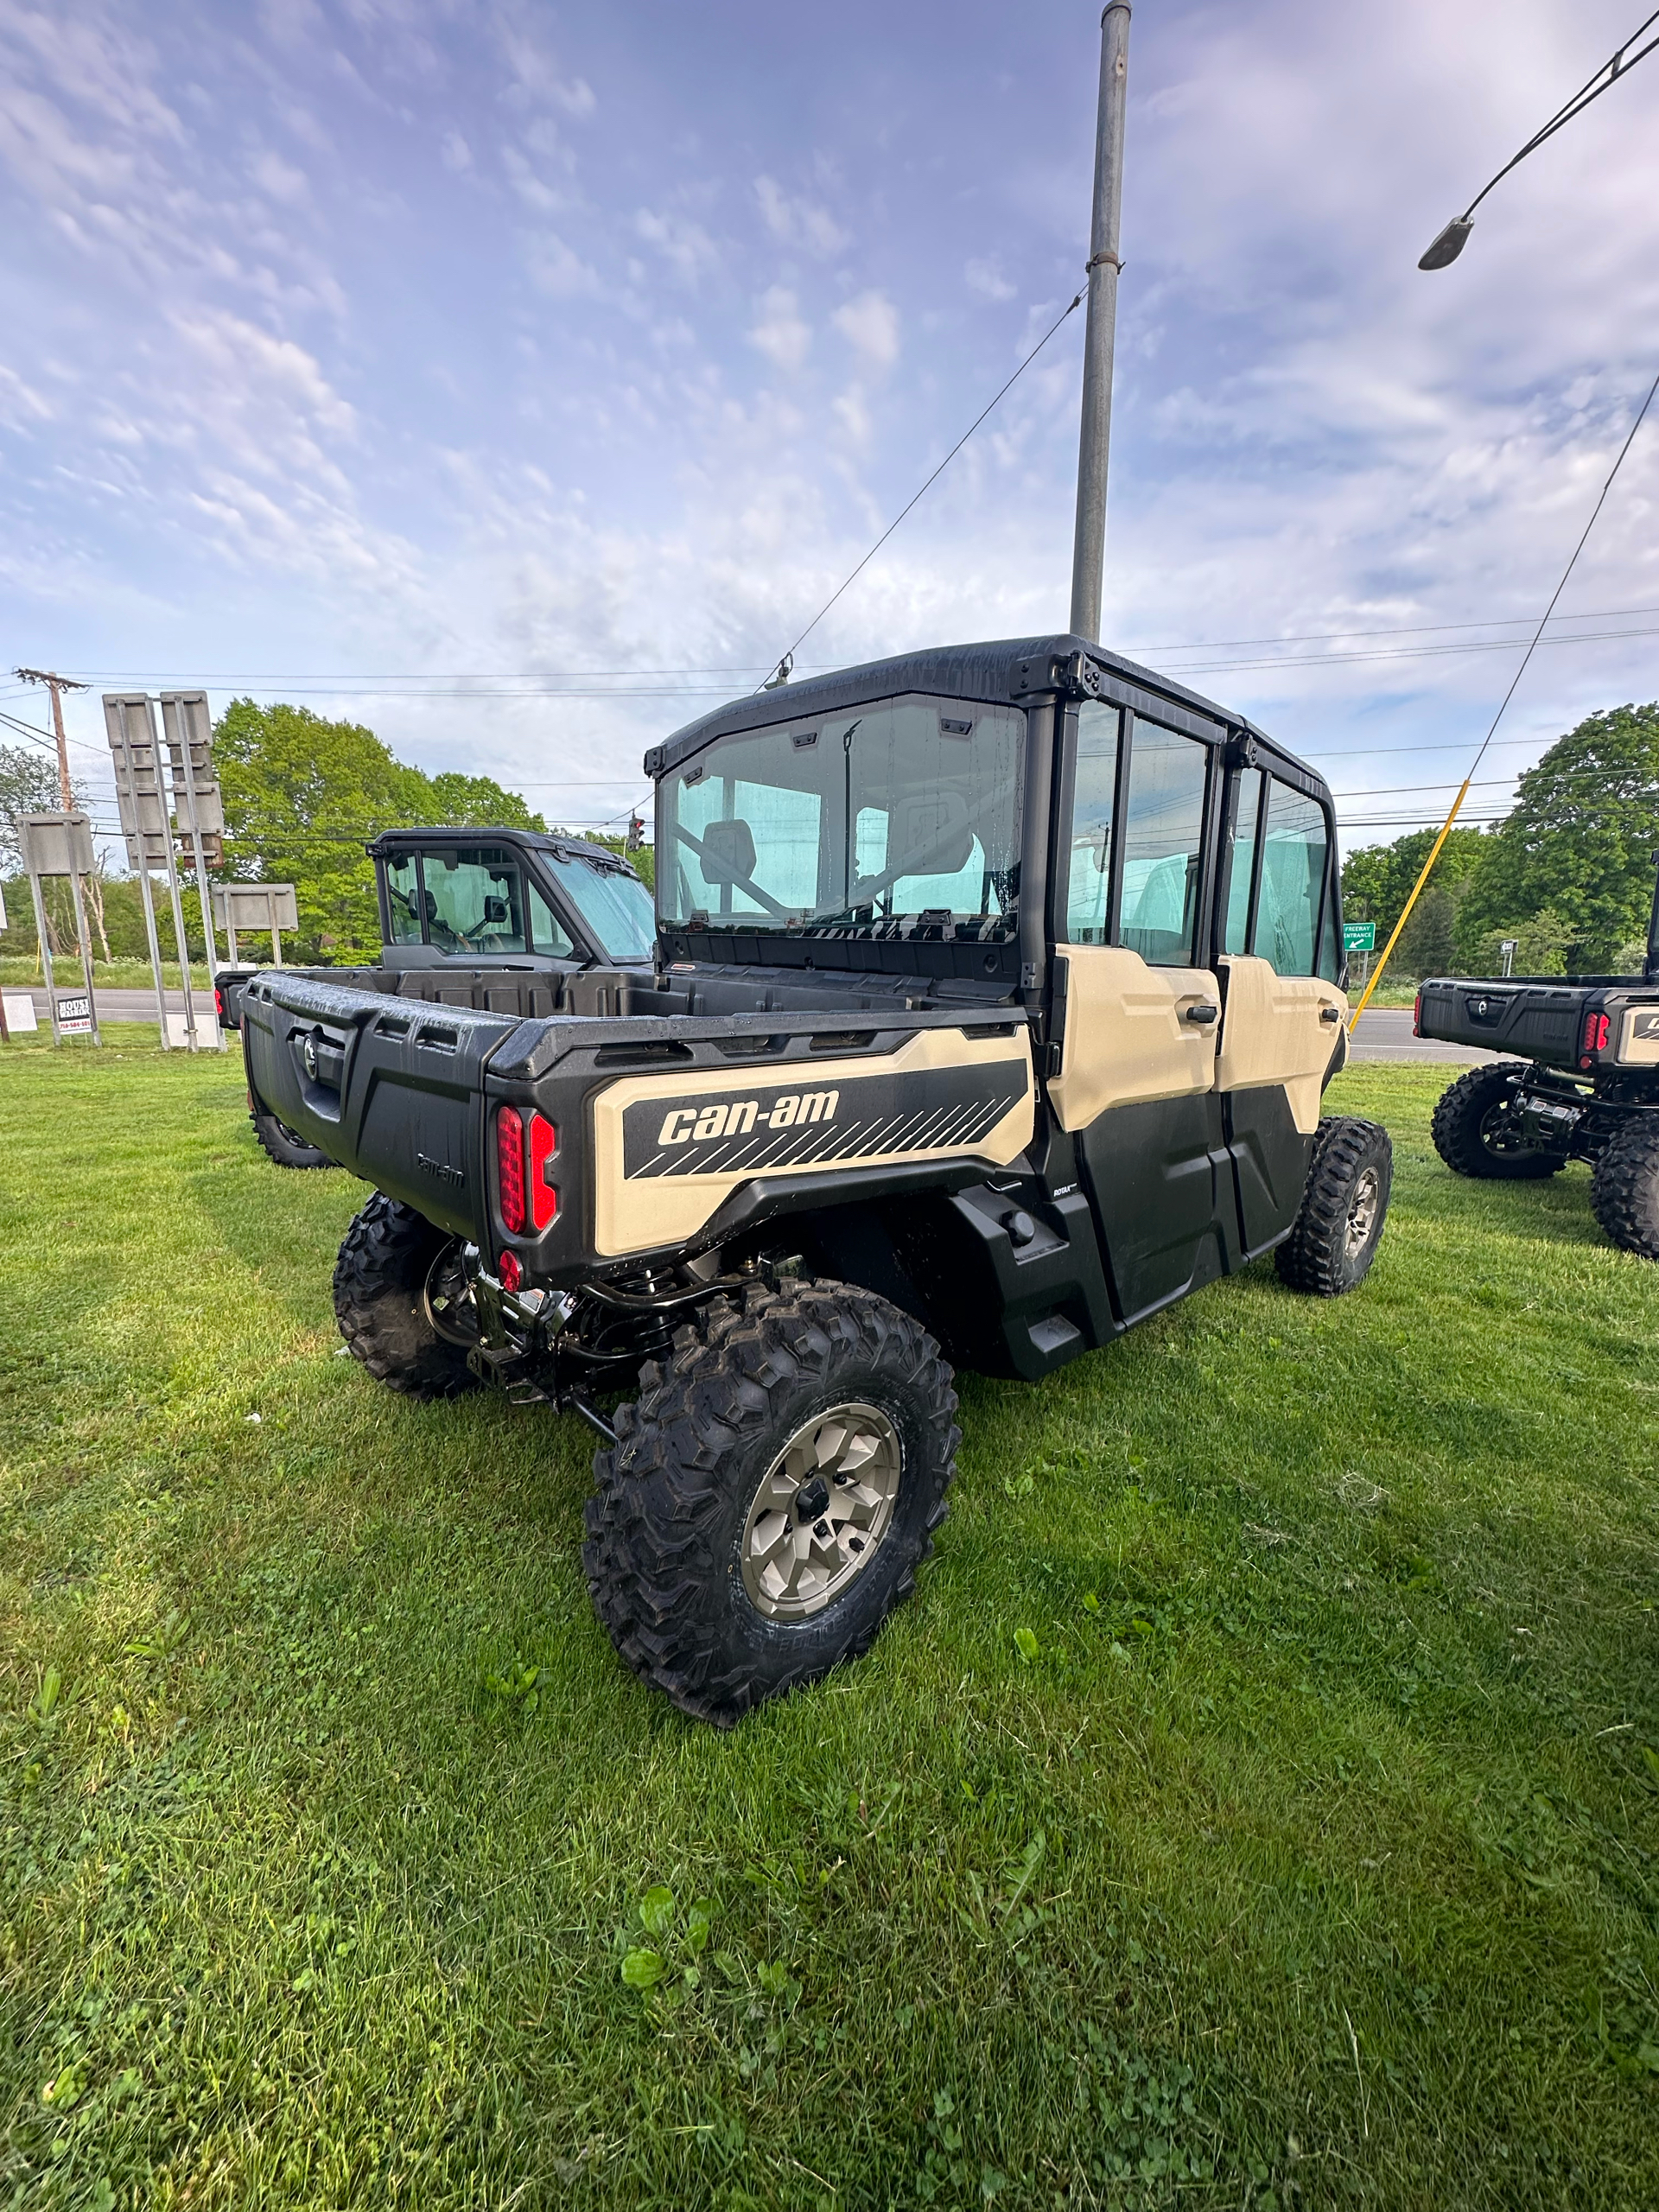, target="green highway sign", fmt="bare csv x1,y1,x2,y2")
1343,921,1376,953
